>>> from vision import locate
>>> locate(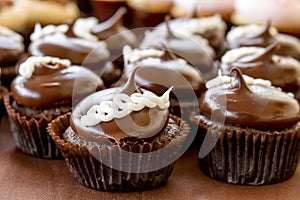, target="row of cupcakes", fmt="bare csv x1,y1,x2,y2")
1,3,300,191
